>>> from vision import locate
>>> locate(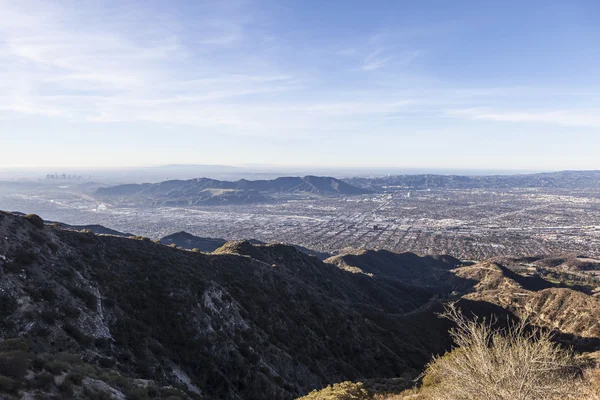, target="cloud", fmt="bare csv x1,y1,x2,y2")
1,0,598,149
361,50,391,71
450,107,600,128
